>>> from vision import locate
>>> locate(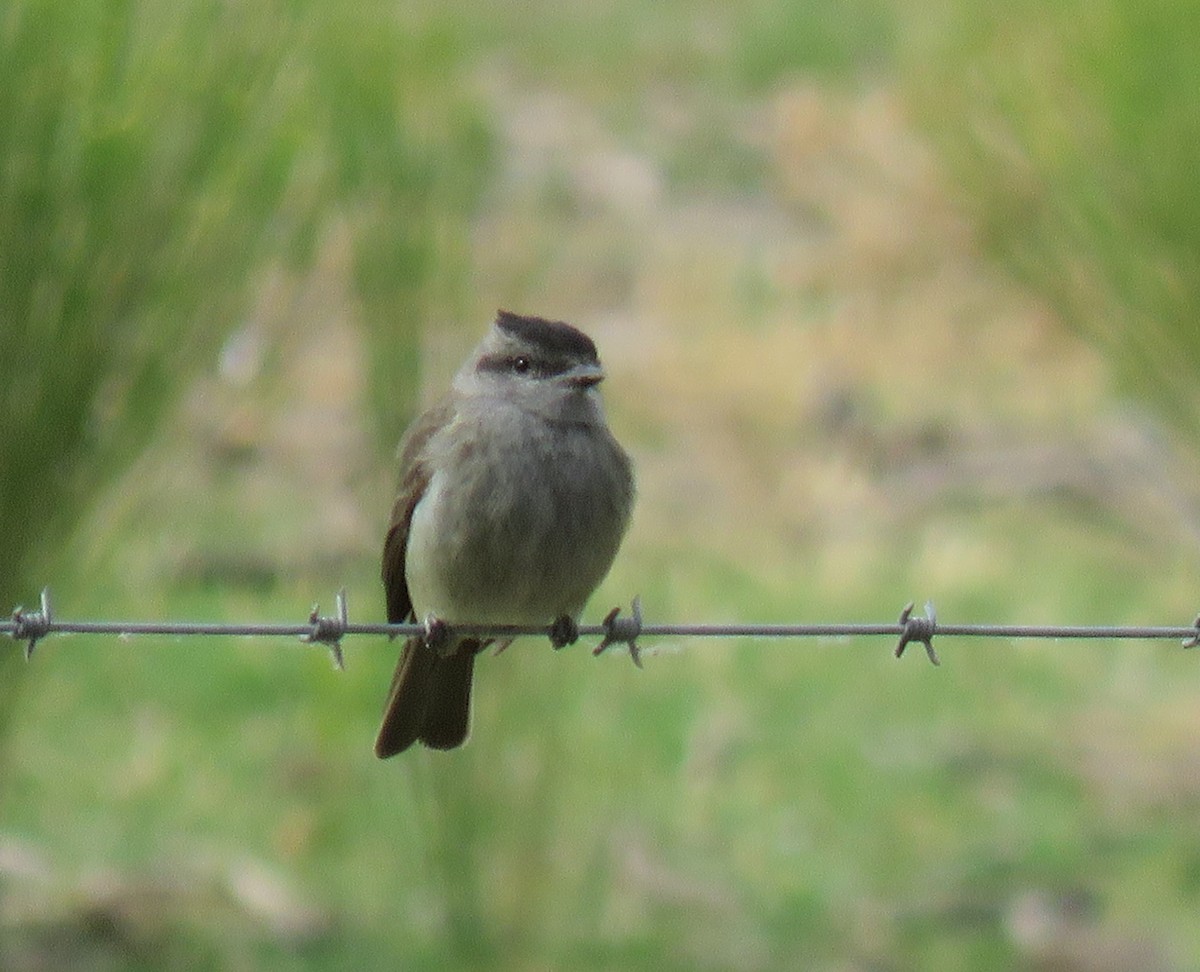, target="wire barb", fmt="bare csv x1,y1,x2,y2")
1183,614,1200,649
594,596,644,668
895,600,940,666
302,589,348,670
10,588,52,661
9,588,1200,662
